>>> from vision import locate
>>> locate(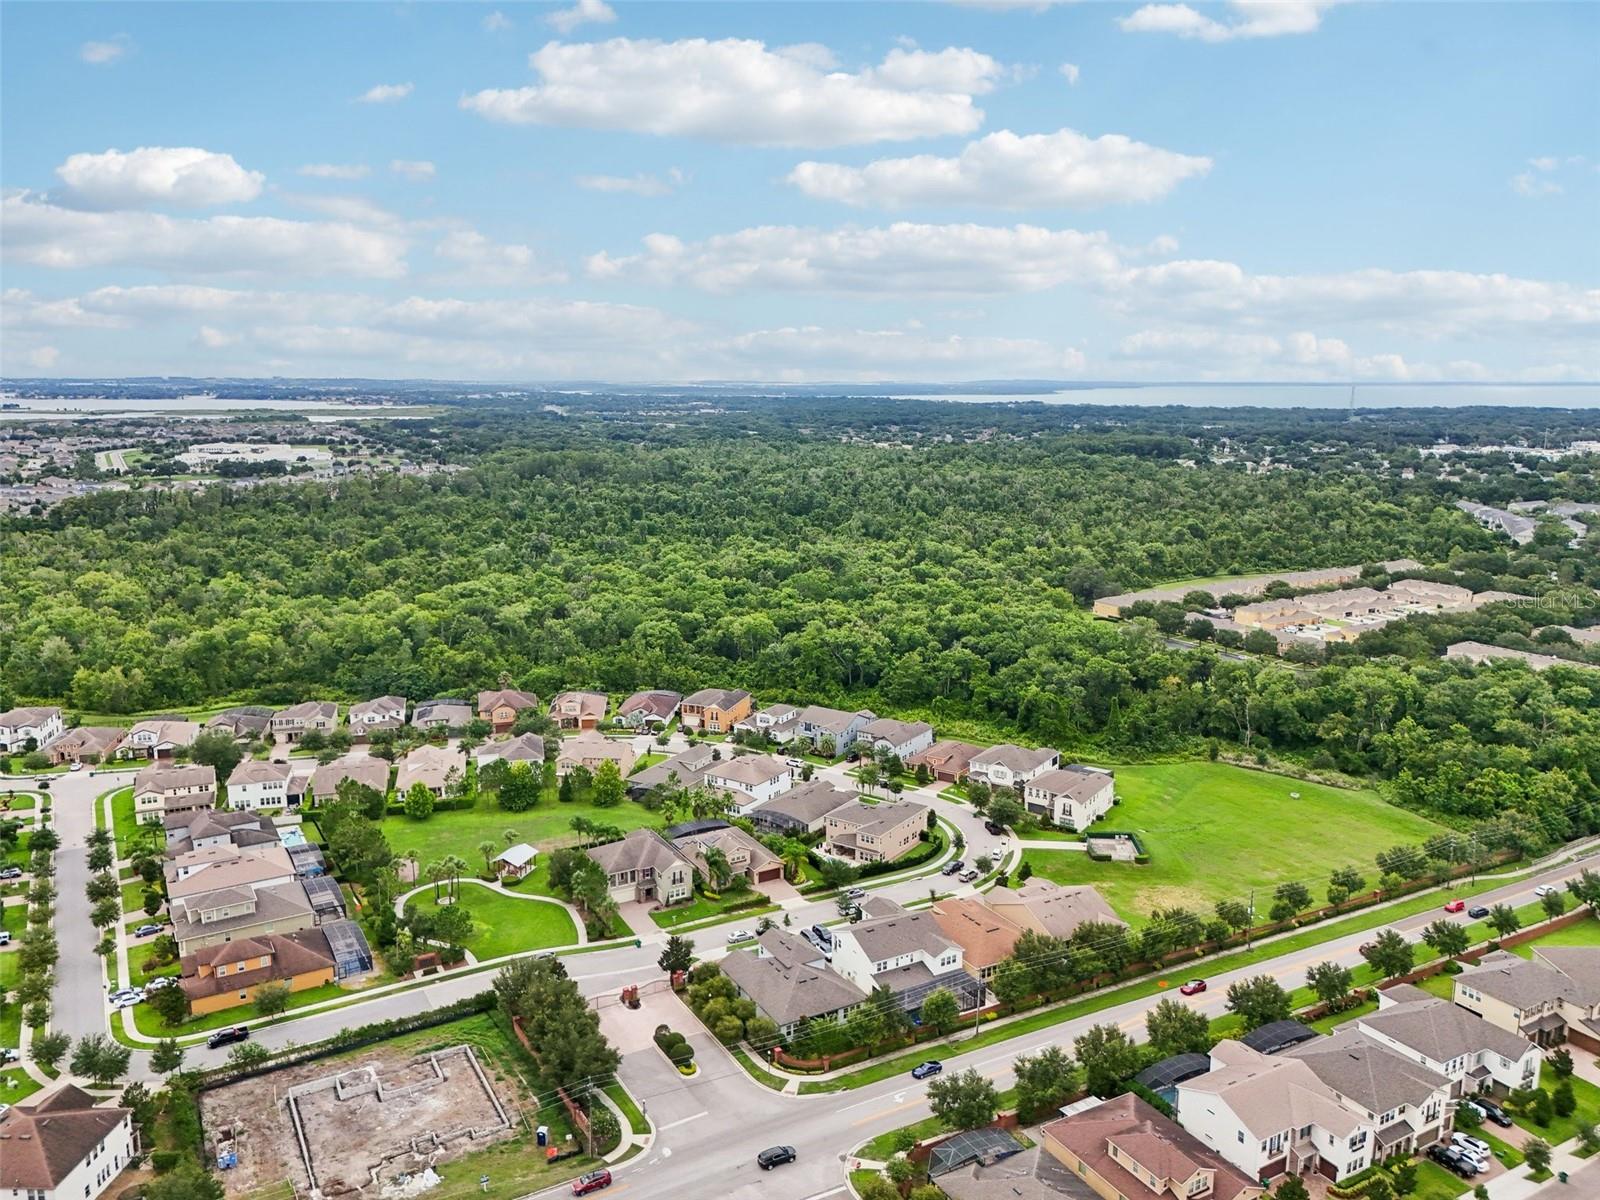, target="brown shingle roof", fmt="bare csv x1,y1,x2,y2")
0,1085,131,1189
1042,1093,1262,1200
